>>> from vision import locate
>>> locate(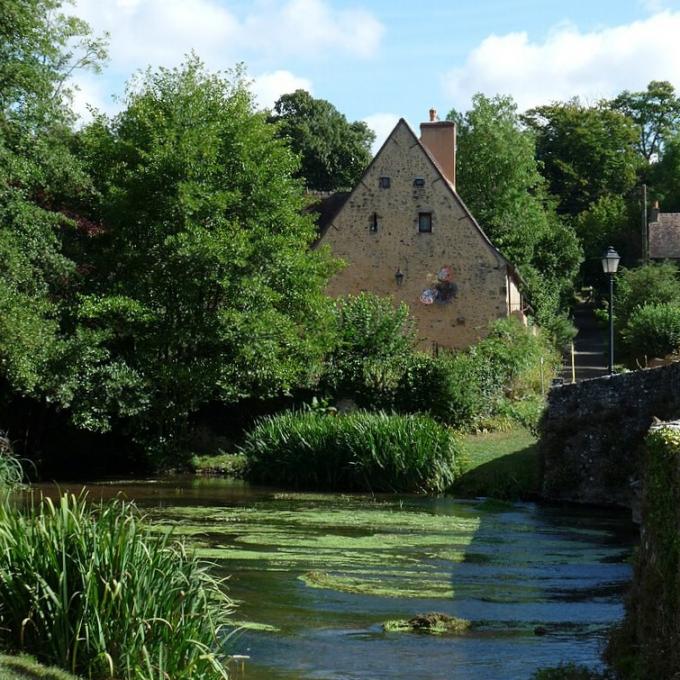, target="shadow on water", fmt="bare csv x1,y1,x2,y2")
28,477,637,680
